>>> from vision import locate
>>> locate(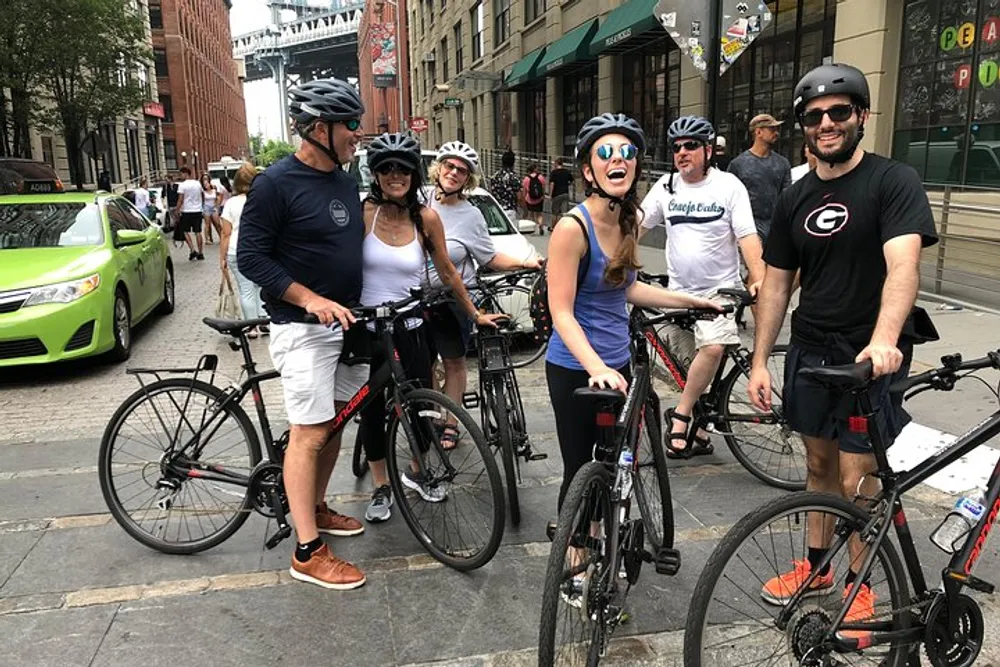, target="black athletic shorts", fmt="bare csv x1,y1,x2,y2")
782,343,912,454
180,212,203,234
425,302,472,360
